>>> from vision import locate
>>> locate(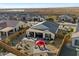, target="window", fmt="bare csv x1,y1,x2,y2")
75,40,79,46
